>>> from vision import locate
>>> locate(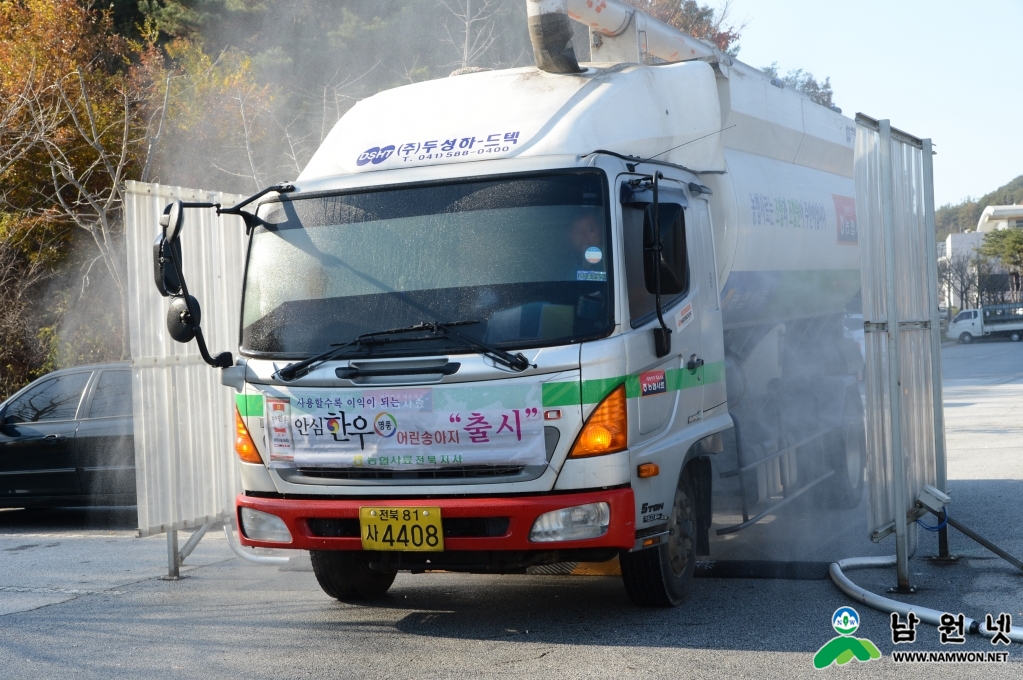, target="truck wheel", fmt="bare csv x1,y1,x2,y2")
823,398,866,509
310,550,396,601
959,332,973,344
1010,331,1022,342
619,467,696,607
